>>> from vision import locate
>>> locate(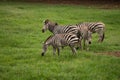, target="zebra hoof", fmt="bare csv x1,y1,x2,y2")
76,47,79,50
41,52,44,56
